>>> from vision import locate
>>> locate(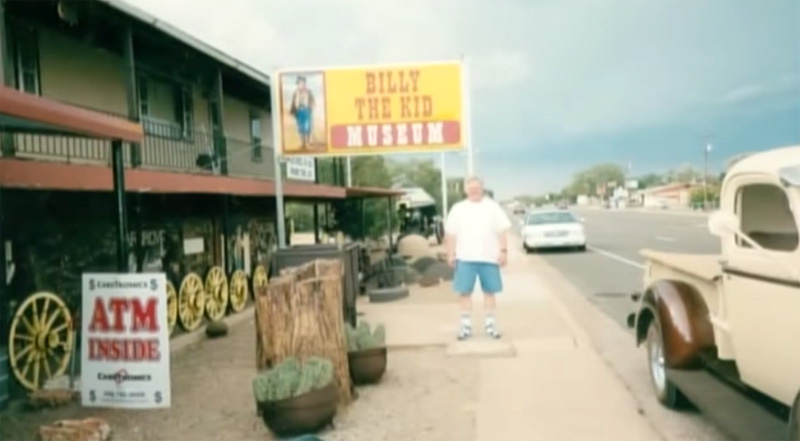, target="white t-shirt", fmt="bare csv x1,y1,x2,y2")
445,197,512,263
